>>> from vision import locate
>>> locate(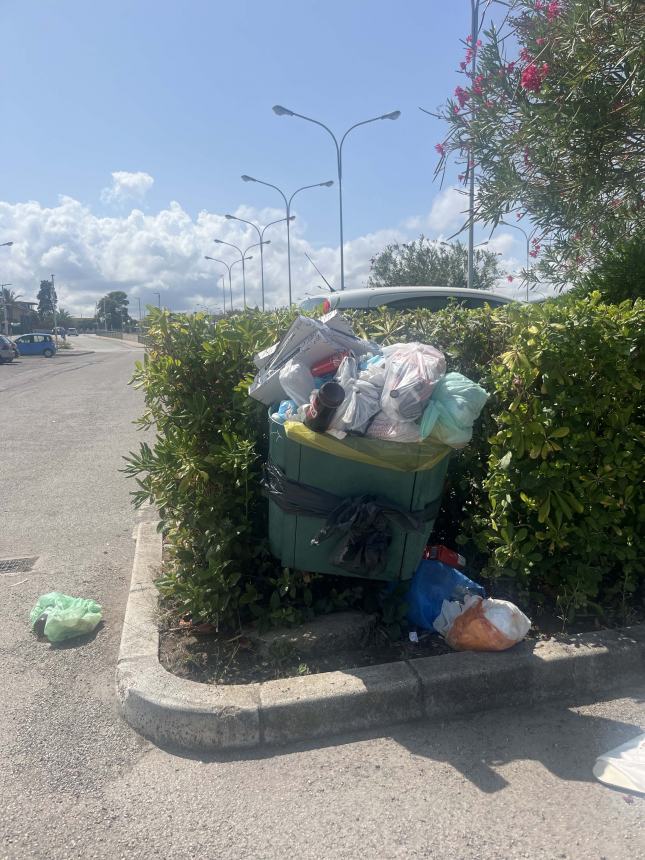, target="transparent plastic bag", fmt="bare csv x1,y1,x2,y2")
380,343,446,421
278,359,315,406
365,412,422,443
30,592,103,643
329,355,383,435
420,372,489,448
